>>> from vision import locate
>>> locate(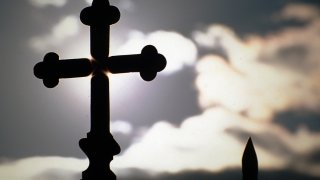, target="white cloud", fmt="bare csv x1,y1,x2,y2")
113,4,320,177
30,16,80,52
112,107,320,175
195,53,307,121
114,31,198,74
0,156,86,180
193,14,320,120
29,0,67,8
111,120,133,135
